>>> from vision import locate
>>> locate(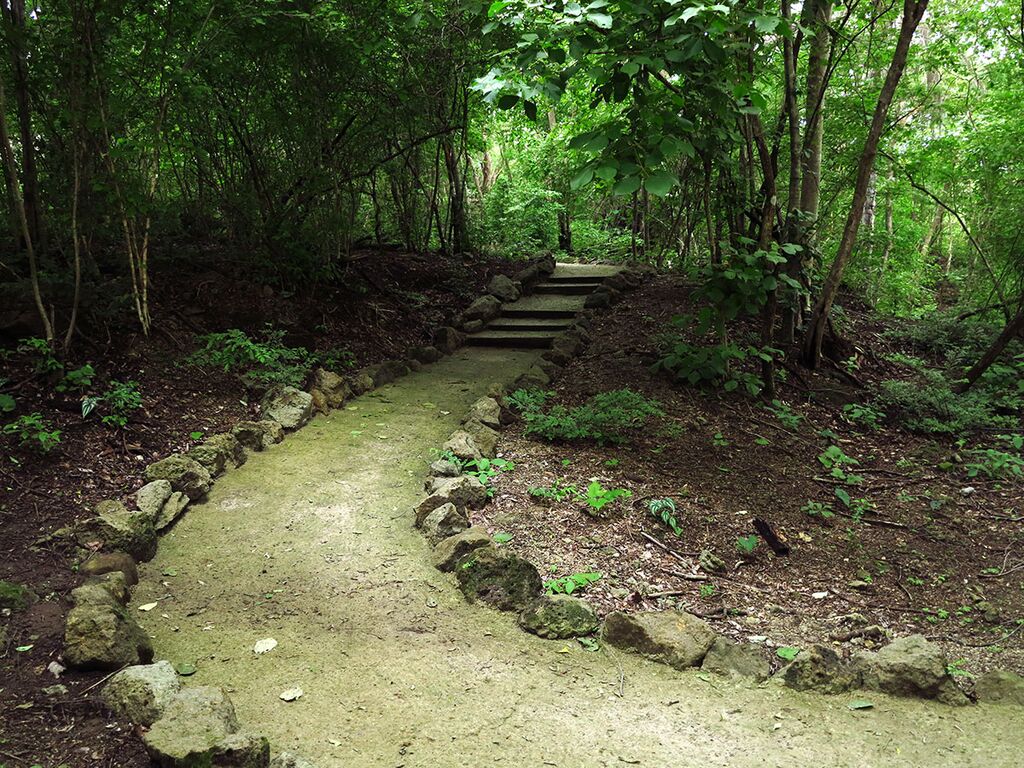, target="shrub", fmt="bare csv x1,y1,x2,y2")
99,380,143,428
3,413,61,452
57,364,96,393
873,368,1018,435
190,327,312,388
517,388,663,444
